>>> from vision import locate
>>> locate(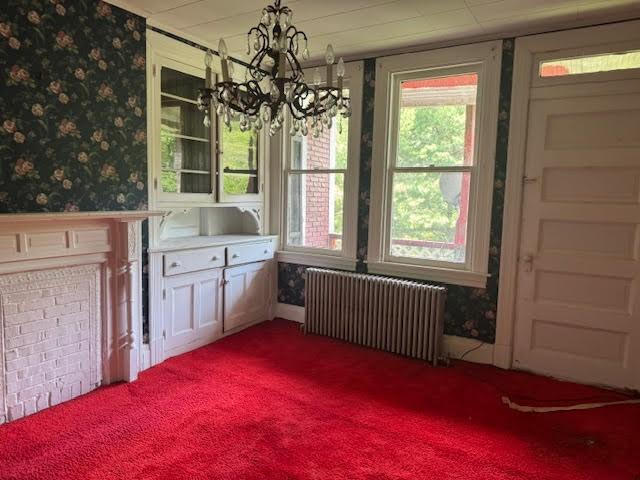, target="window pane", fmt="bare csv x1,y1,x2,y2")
161,67,203,100
287,173,344,251
390,171,470,263
540,51,640,77
221,120,259,195
161,96,209,139
160,171,211,194
397,74,477,168
290,117,349,170
160,131,210,173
